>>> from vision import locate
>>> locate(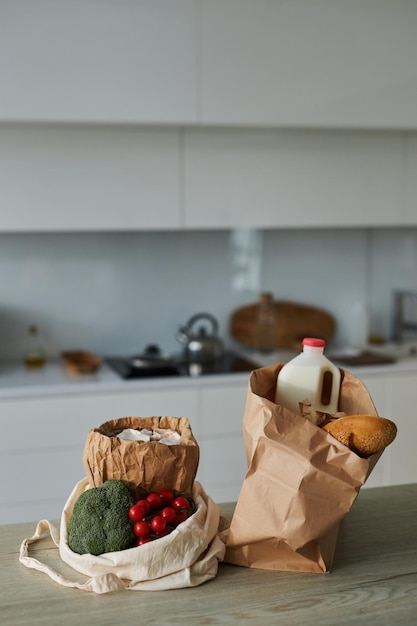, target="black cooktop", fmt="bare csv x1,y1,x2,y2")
105,351,258,379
